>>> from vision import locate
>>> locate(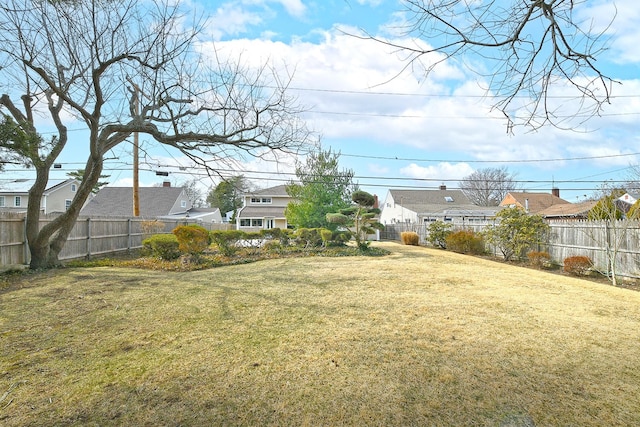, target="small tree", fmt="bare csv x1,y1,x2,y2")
585,188,635,286
286,148,355,231
426,221,453,249
326,190,384,251
483,207,549,261
207,175,250,221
